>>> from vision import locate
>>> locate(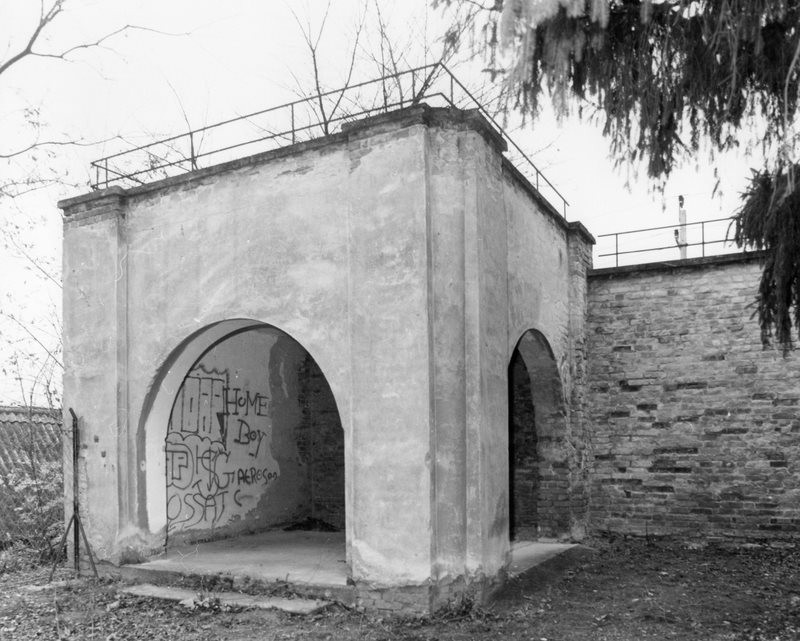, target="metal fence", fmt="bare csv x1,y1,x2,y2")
594,217,745,268
89,63,569,218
